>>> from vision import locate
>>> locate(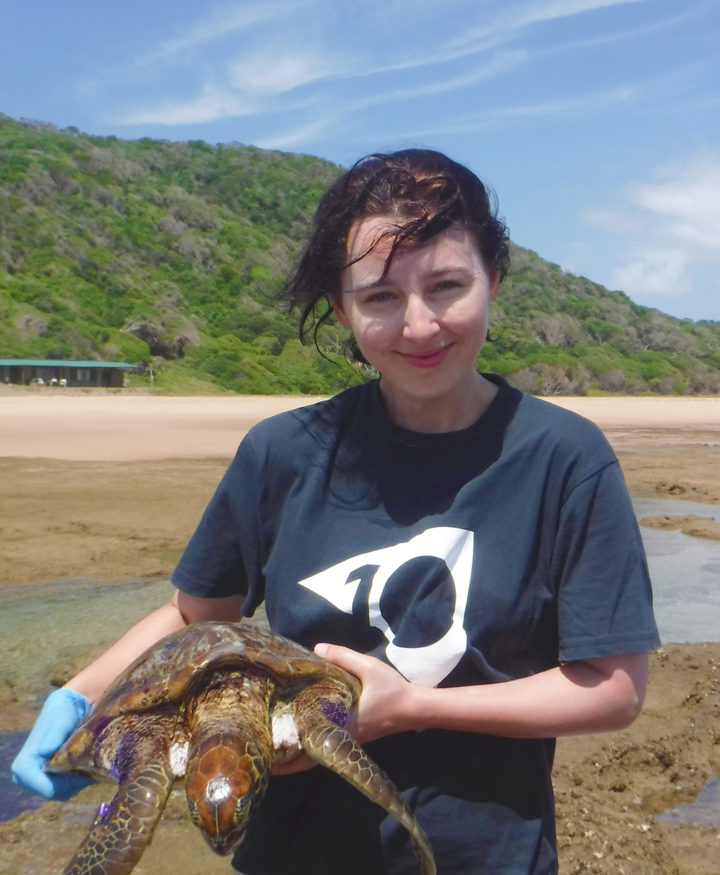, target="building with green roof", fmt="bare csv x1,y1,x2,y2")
0,359,137,388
